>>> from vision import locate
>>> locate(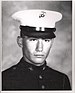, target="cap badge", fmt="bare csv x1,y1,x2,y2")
39,11,46,18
